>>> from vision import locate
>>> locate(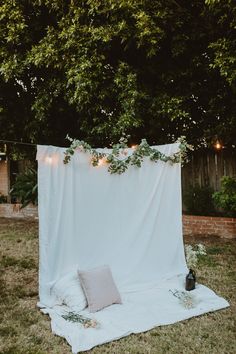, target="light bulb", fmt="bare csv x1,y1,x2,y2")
98,158,105,166
214,139,222,150
45,156,52,164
